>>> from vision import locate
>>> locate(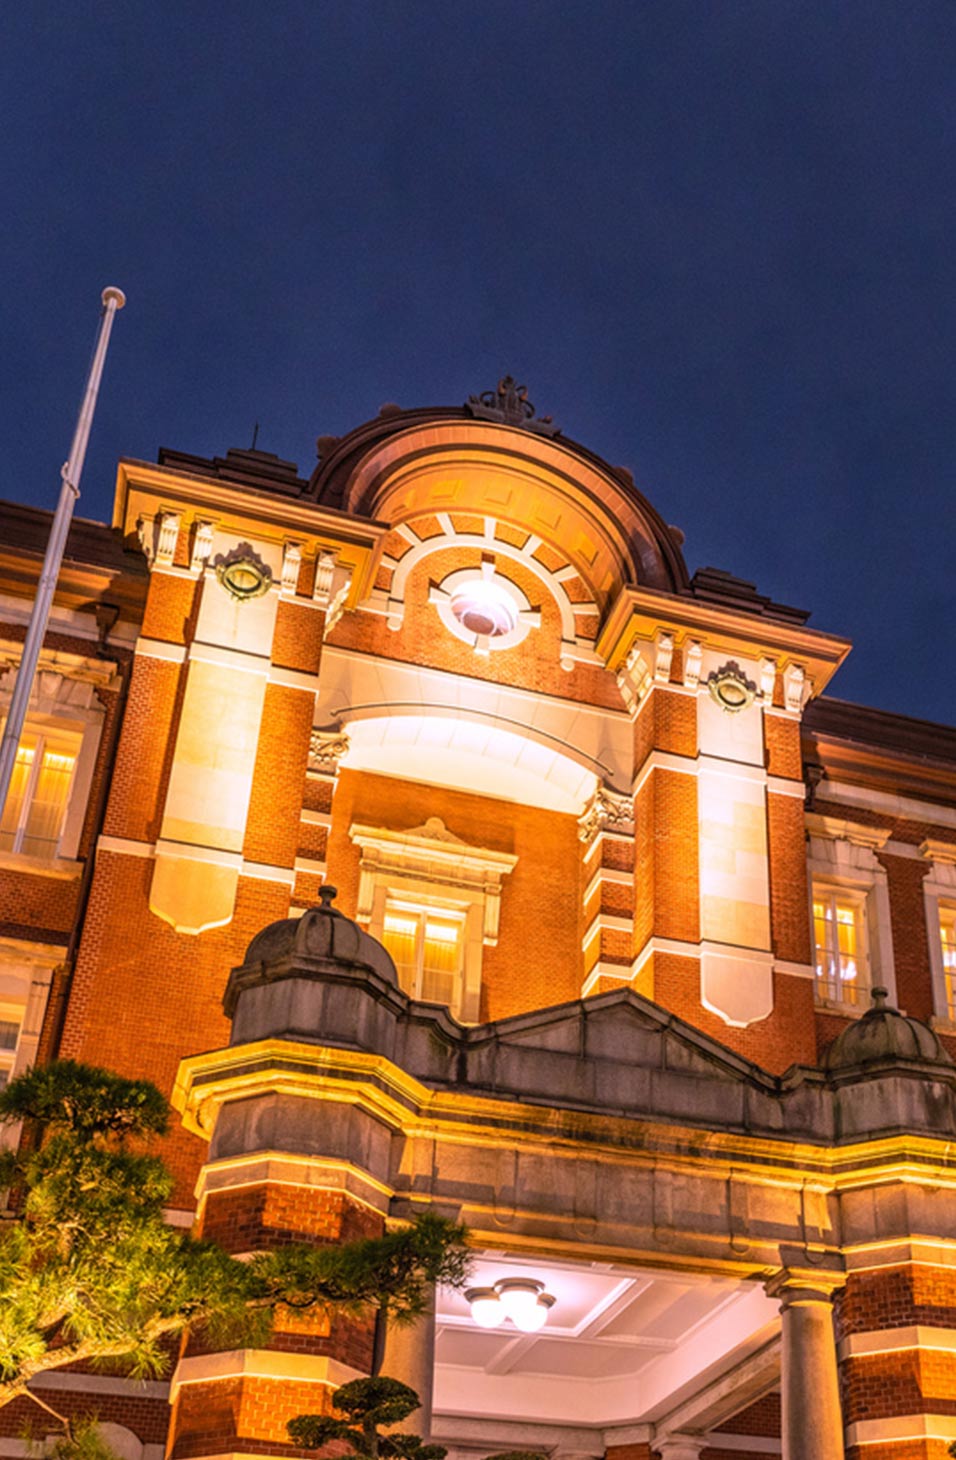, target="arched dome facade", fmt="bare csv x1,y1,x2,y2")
308,394,690,619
